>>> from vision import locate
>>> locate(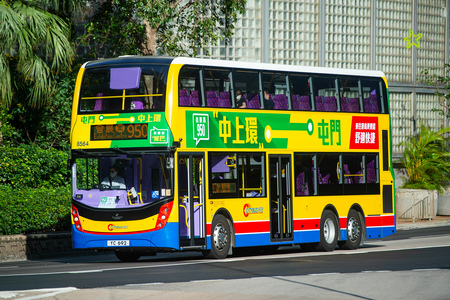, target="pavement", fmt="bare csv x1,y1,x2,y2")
396,215,450,230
